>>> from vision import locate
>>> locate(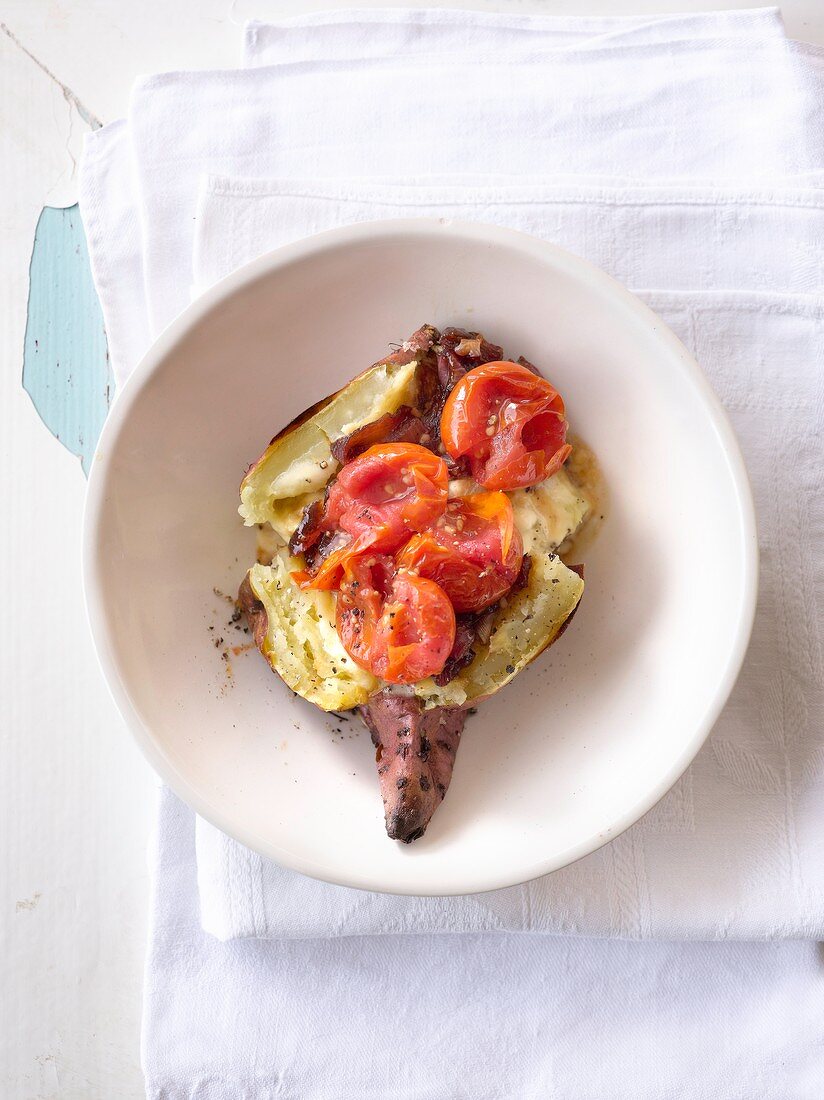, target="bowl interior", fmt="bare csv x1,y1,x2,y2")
85,222,755,894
